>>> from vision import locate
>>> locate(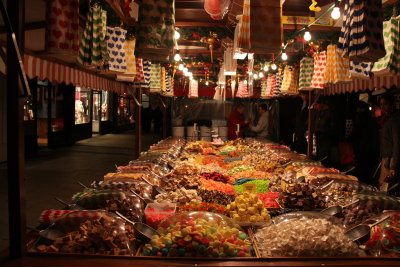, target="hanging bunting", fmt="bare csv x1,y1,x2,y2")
298,57,314,90
311,50,327,89
46,0,80,58
372,18,400,75
324,44,351,84
105,27,127,73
